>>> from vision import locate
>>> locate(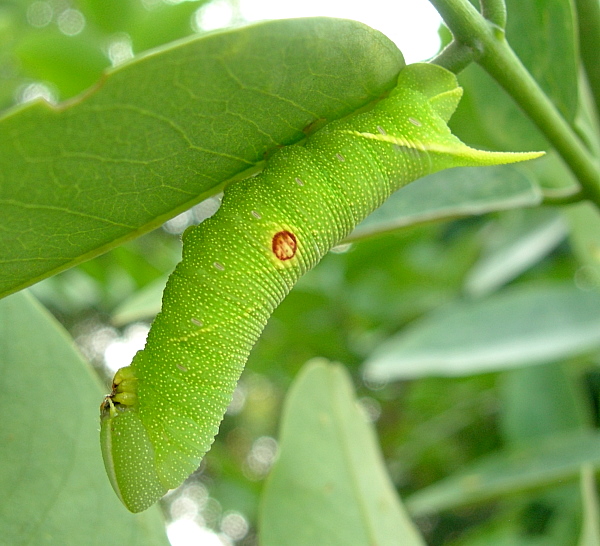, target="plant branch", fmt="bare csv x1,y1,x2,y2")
480,0,506,29
430,40,475,74
574,0,600,120
428,0,491,52
479,37,600,205
429,0,600,208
